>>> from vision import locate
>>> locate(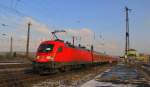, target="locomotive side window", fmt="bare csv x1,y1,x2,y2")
38,44,54,52
58,46,63,52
